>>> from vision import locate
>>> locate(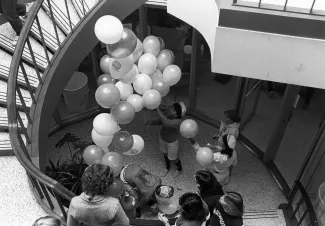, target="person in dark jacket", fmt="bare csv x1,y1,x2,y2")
210,192,244,226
